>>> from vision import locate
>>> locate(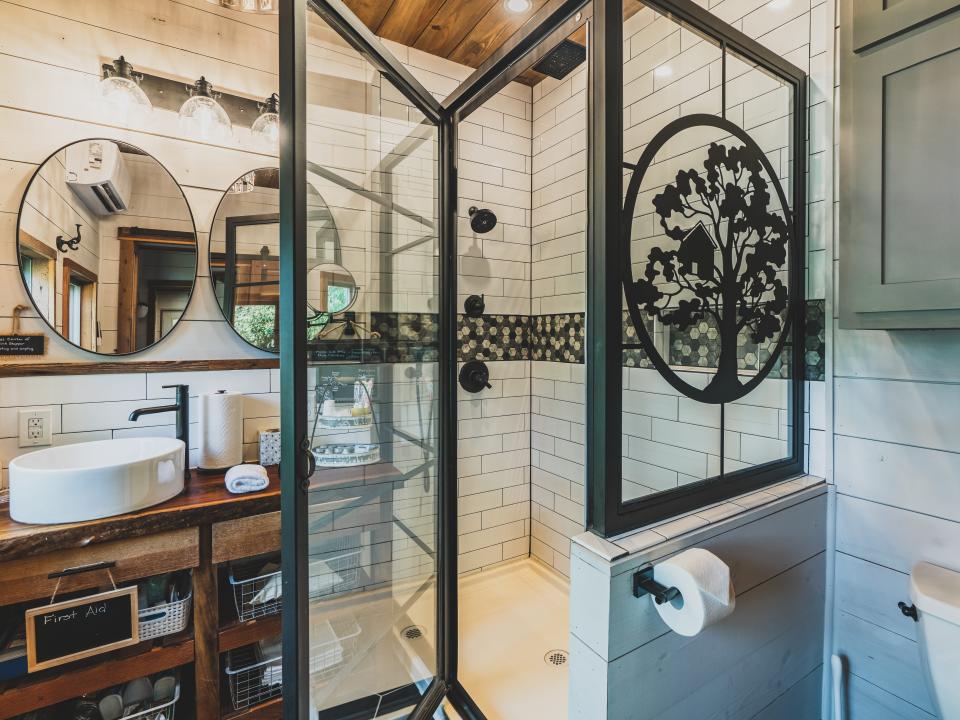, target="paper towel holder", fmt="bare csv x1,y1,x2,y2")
633,566,682,605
